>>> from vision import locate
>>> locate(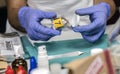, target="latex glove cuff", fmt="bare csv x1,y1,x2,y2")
99,2,111,17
